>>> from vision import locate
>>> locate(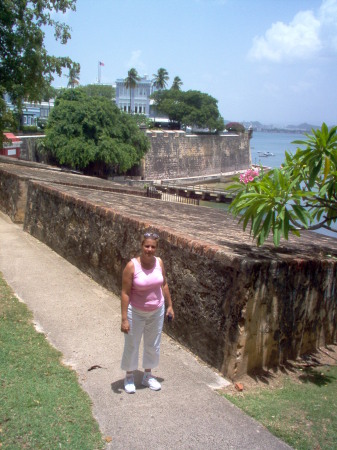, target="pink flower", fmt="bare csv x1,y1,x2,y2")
240,168,260,184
